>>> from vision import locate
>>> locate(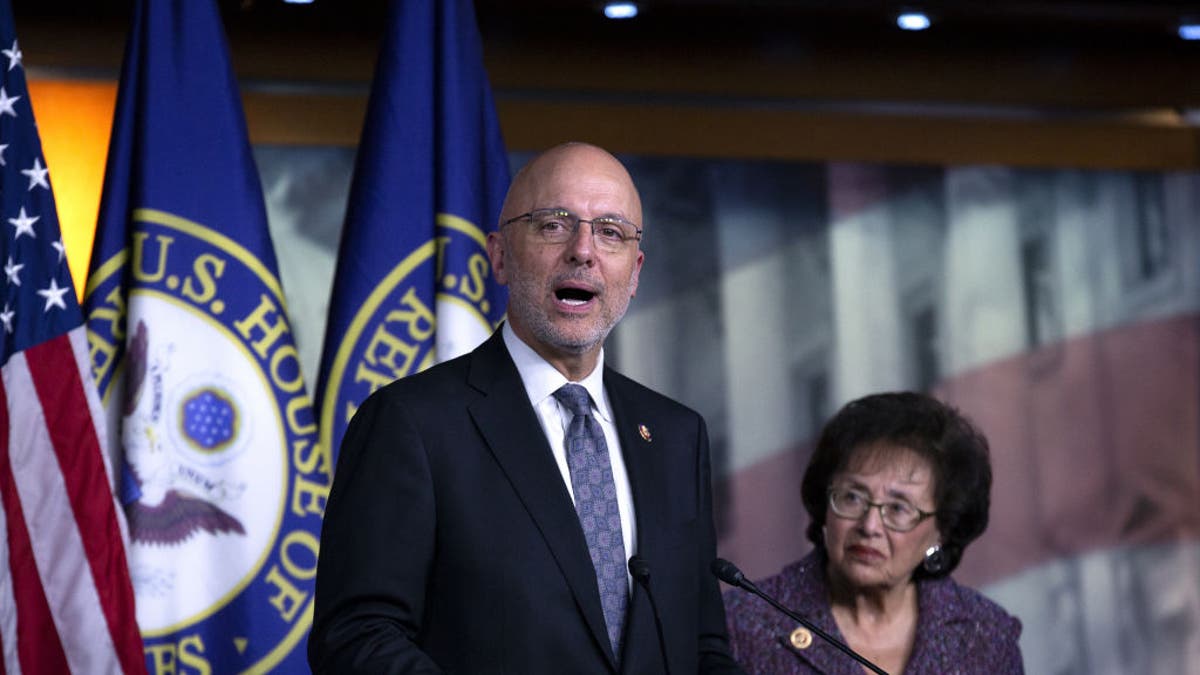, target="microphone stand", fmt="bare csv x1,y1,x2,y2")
629,556,672,675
